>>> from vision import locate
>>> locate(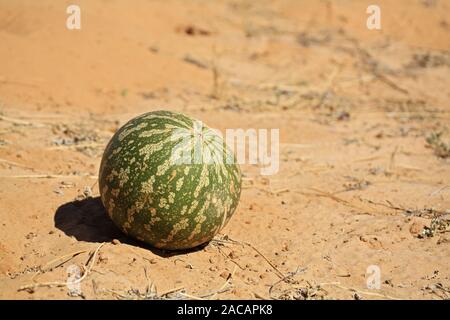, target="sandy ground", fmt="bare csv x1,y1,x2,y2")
0,0,449,300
